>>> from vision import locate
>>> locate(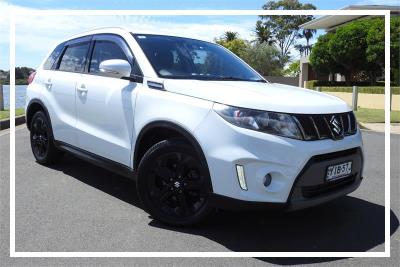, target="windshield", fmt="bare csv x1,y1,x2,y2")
132,34,265,82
